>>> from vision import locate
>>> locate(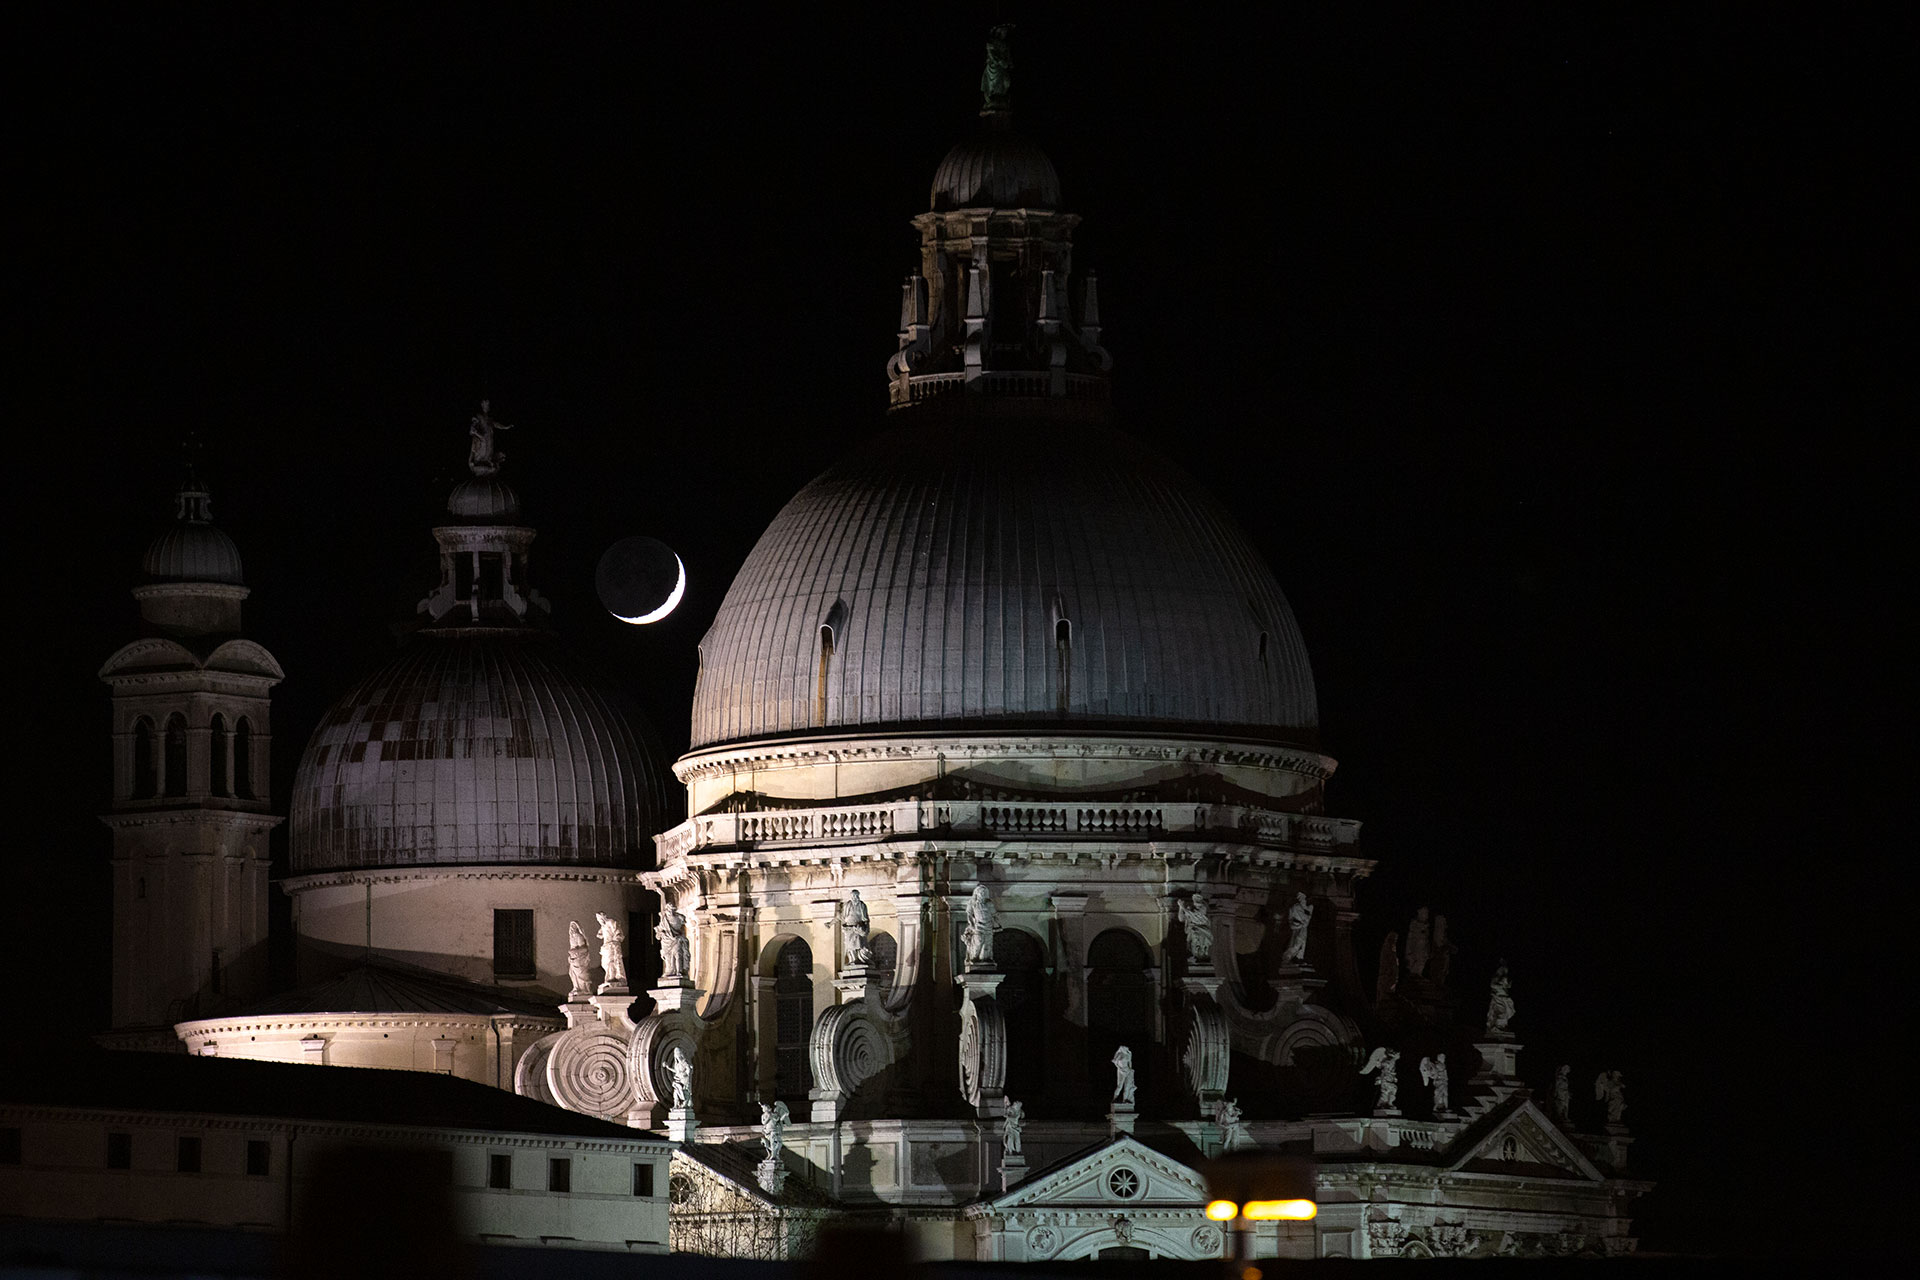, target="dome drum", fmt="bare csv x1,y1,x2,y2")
673,732,1335,819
